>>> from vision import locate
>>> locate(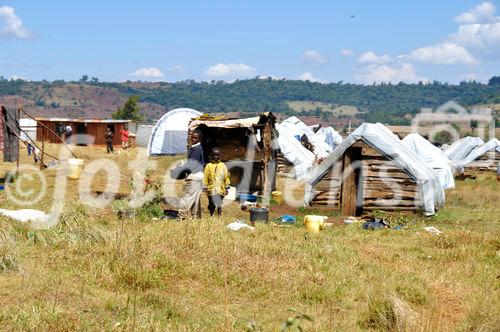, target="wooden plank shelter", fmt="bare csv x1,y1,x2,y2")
36,117,131,146
308,140,421,215
188,112,277,196
305,123,444,216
